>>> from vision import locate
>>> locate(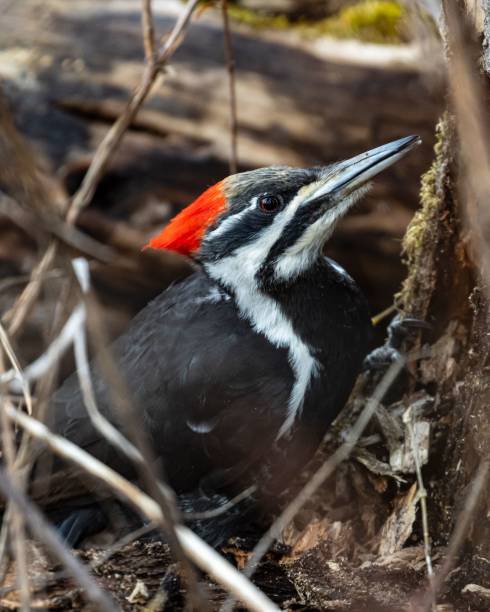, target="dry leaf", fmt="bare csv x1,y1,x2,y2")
377,483,417,557
354,446,405,482
282,518,331,559
390,420,430,473
461,583,490,598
